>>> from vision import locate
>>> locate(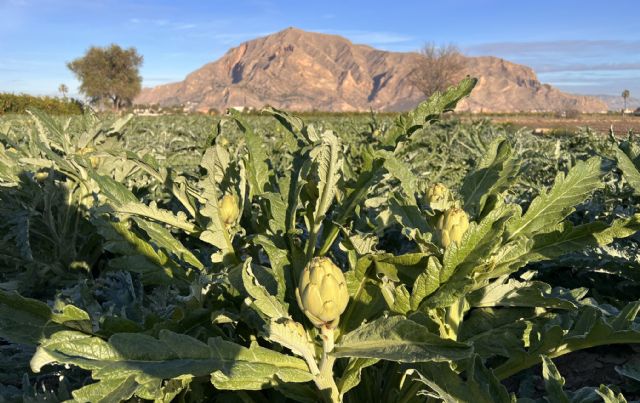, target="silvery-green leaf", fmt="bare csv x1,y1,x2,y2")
507,157,603,239
336,358,379,398
541,355,571,403
461,138,519,218
30,330,313,397
0,290,91,345
410,256,442,310
252,234,291,302
493,301,640,380
242,258,289,320
264,319,318,375
615,144,640,195
133,218,204,271
341,256,387,334
228,111,270,197
407,355,514,403
306,131,342,258
595,385,628,403
467,278,585,310
525,215,640,262
333,316,472,362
